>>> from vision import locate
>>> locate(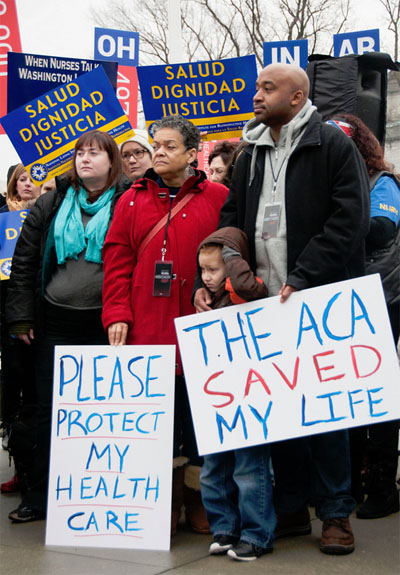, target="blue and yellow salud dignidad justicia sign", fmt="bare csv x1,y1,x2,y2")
0,210,29,280
0,66,134,185
137,55,257,141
